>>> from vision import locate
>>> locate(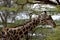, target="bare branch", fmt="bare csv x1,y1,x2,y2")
35,0,57,5
0,13,5,23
